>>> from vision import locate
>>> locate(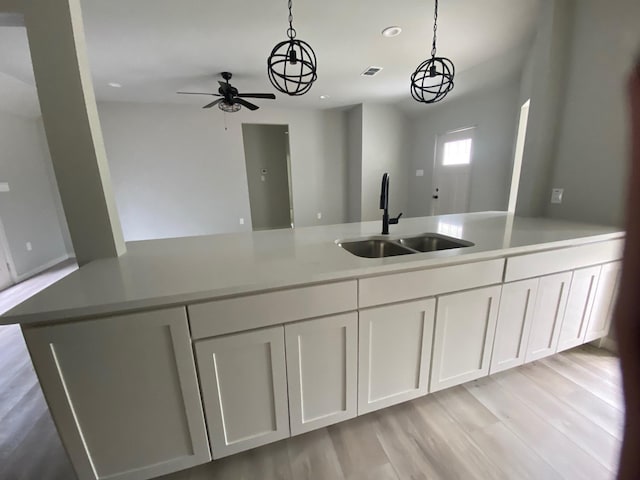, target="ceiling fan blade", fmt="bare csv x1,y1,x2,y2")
233,98,259,111
177,91,220,96
203,99,224,109
237,93,276,99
